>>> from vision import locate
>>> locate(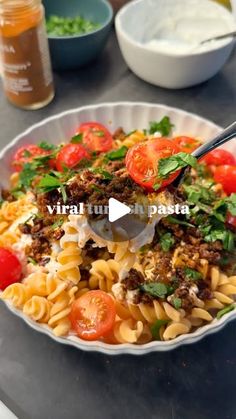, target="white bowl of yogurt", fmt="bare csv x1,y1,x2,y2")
115,0,236,89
